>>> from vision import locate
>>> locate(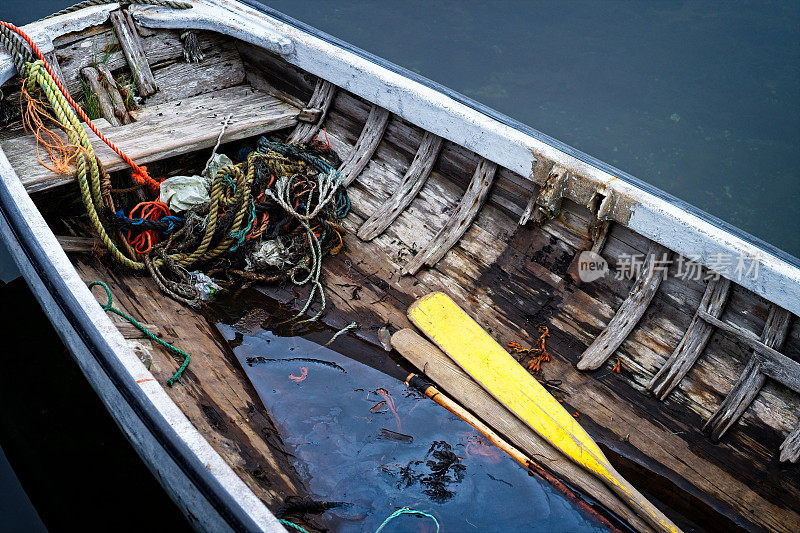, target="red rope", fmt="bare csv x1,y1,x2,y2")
0,20,160,191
